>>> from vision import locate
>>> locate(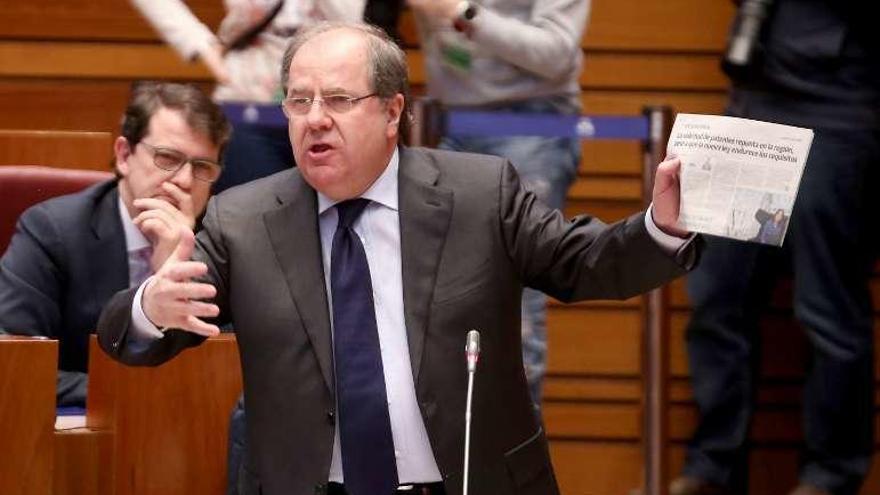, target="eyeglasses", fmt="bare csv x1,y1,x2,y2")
138,142,222,183
281,93,378,117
